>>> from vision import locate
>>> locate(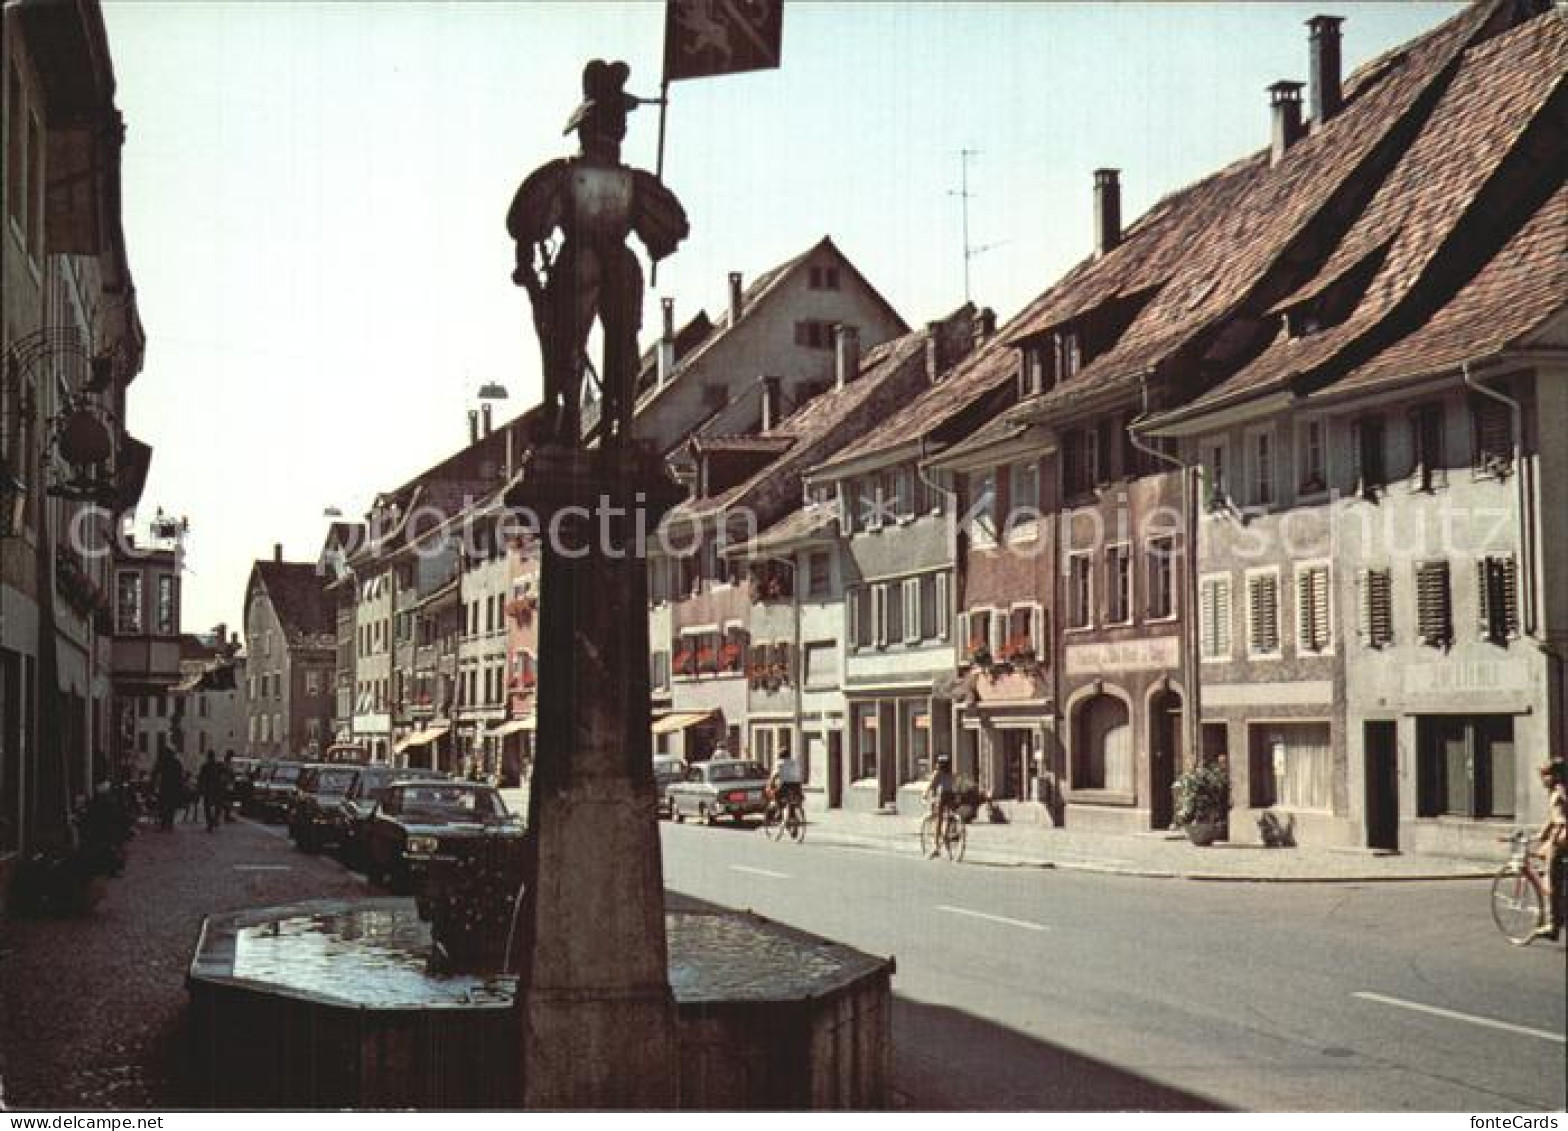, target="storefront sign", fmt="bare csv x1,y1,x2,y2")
1401,658,1531,699
1065,636,1179,677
